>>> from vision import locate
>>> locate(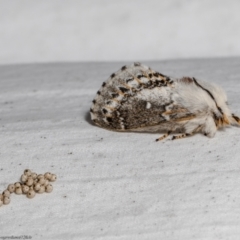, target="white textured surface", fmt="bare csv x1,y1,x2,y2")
0,59,240,239
1,0,240,64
